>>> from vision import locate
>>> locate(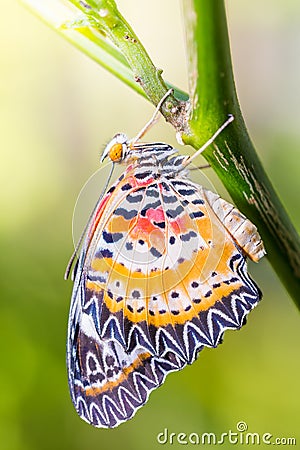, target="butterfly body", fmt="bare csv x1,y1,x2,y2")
67,136,265,428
